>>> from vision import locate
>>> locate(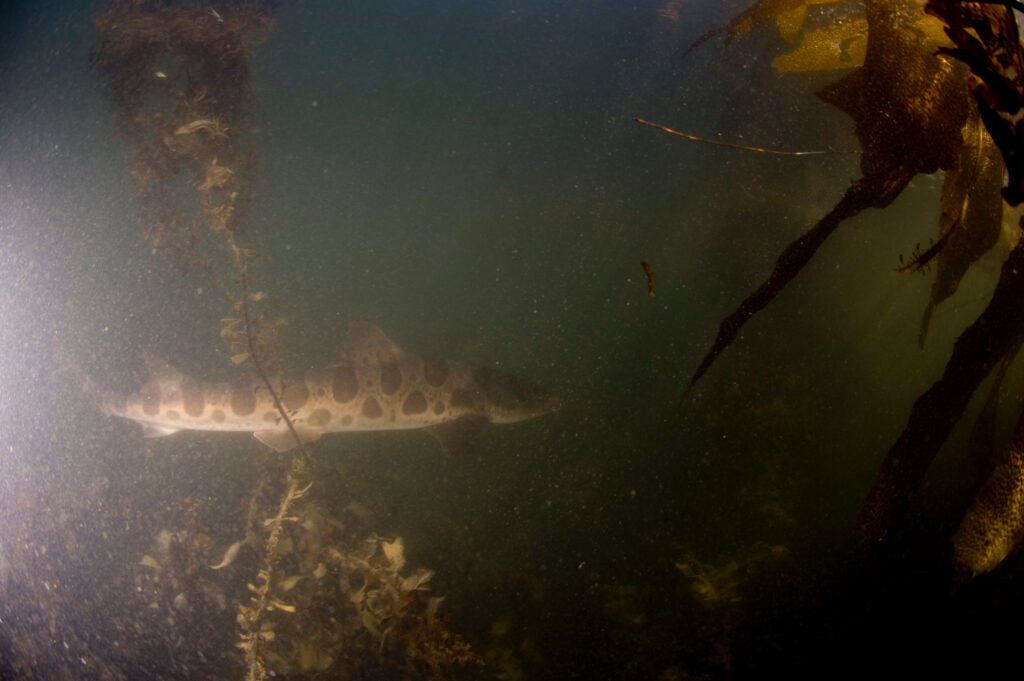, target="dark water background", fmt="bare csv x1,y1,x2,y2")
3,0,1024,678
